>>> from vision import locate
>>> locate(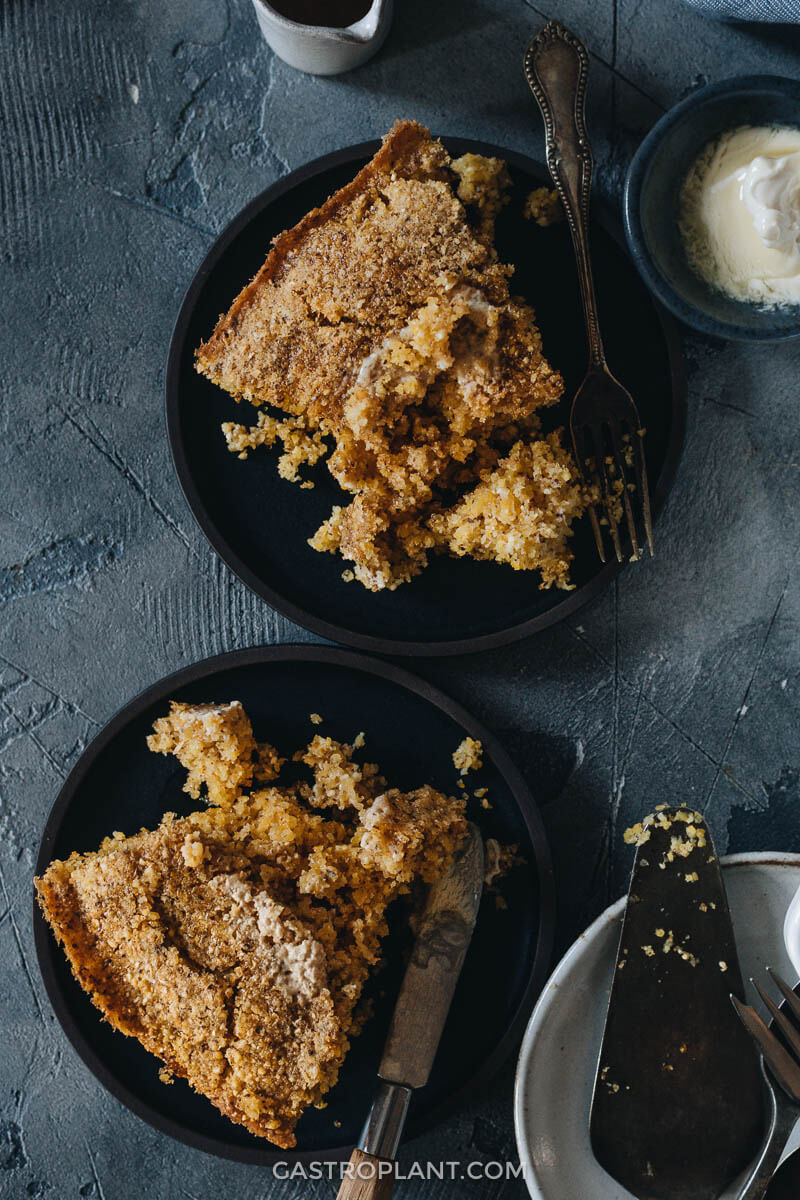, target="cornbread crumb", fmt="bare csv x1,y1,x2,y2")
624,822,650,845
453,736,484,775
309,713,323,725
159,1067,174,1085
36,700,467,1150
181,834,207,869
624,808,708,871
451,151,511,239
196,121,585,593
524,187,563,227
147,701,269,808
